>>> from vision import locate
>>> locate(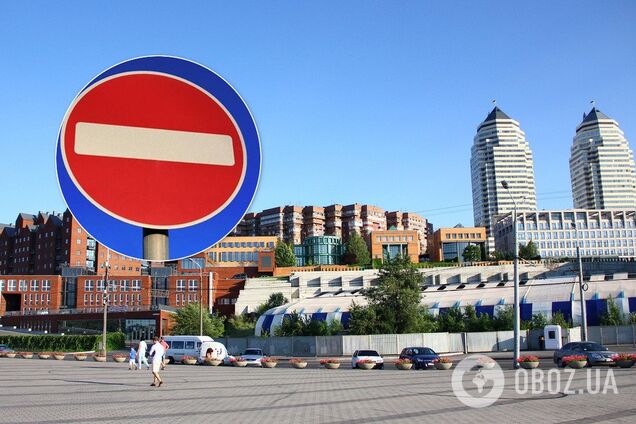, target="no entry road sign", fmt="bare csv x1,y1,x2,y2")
56,56,261,261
